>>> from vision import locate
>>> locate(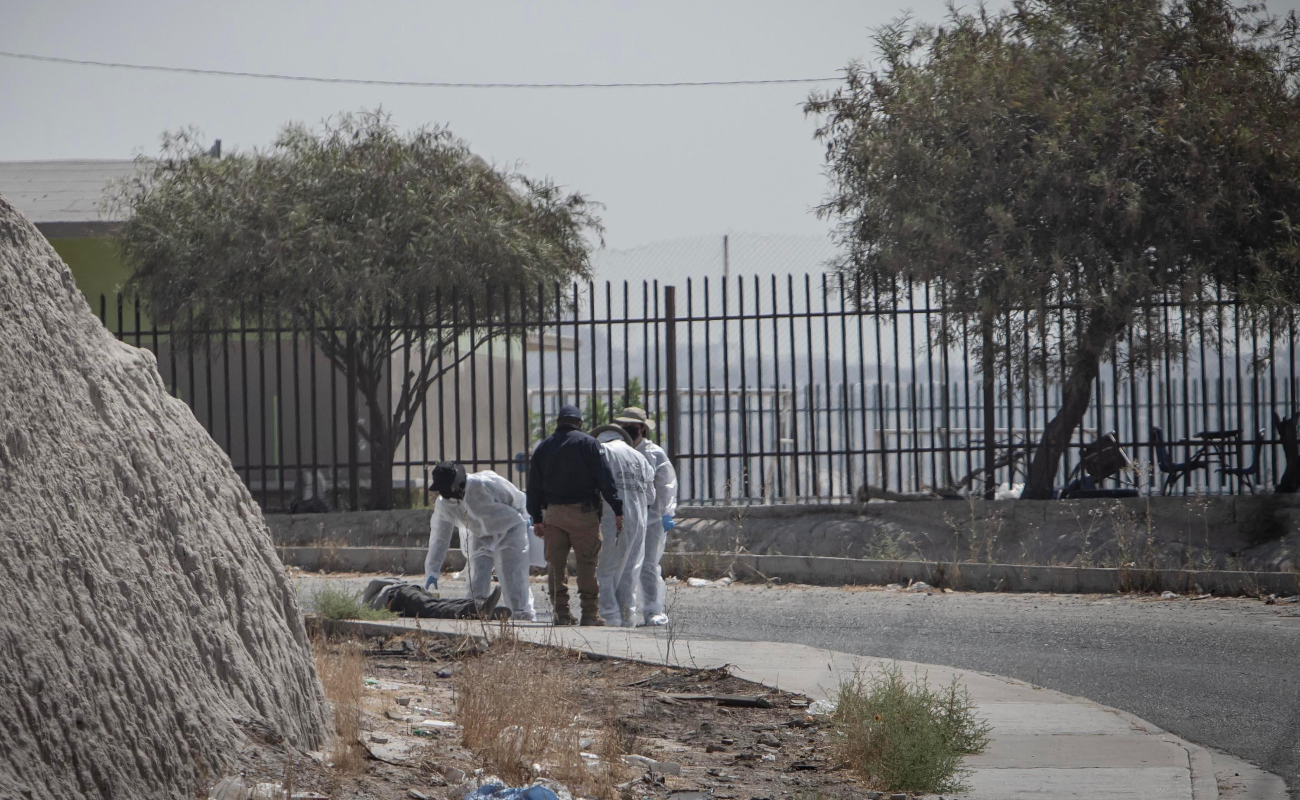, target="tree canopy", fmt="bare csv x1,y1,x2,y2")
113,110,601,508
807,0,1300,498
